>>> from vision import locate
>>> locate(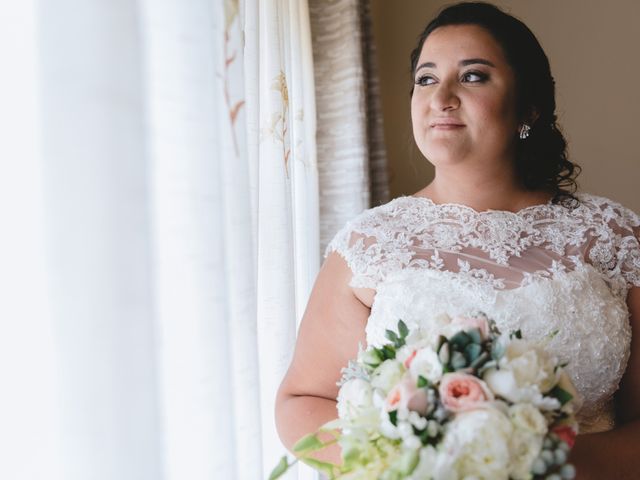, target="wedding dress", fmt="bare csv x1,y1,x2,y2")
326,193,640,434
